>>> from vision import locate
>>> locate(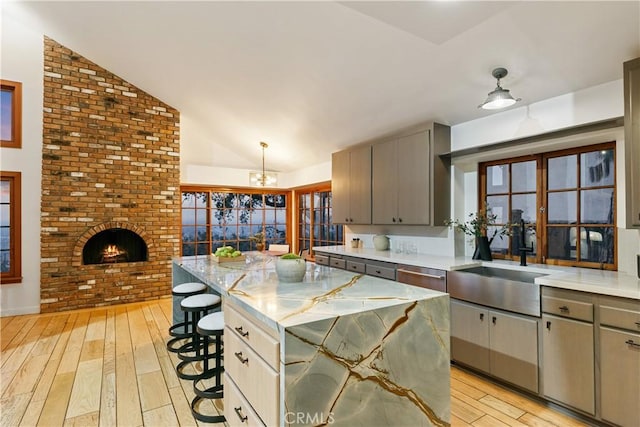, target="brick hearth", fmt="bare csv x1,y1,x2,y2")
40,37,180,313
